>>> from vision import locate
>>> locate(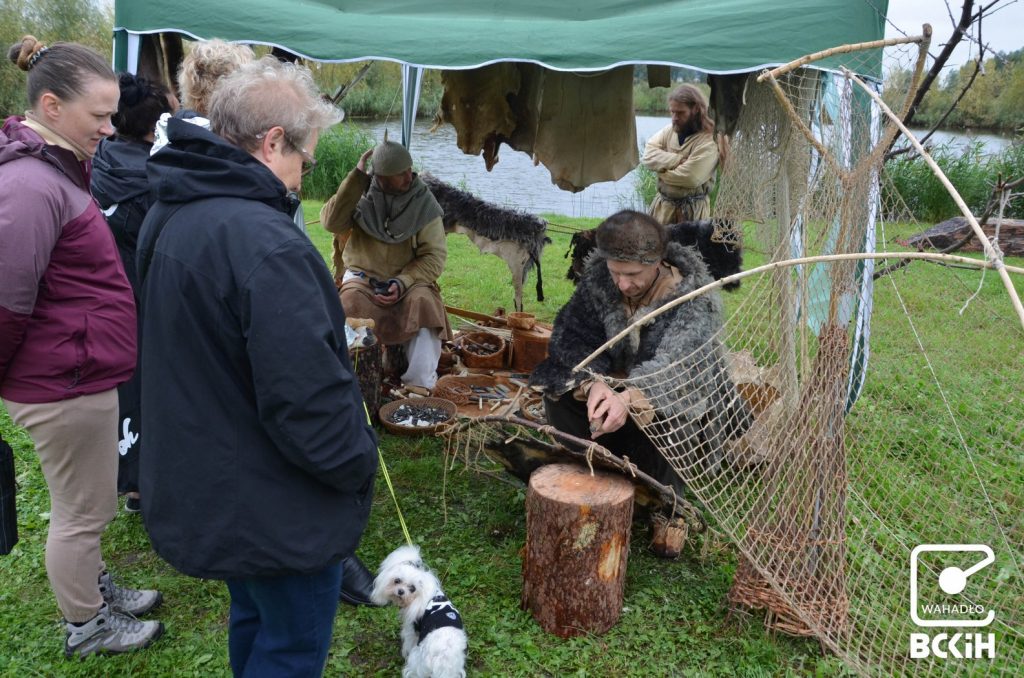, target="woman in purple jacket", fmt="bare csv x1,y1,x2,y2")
1,35,163,658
